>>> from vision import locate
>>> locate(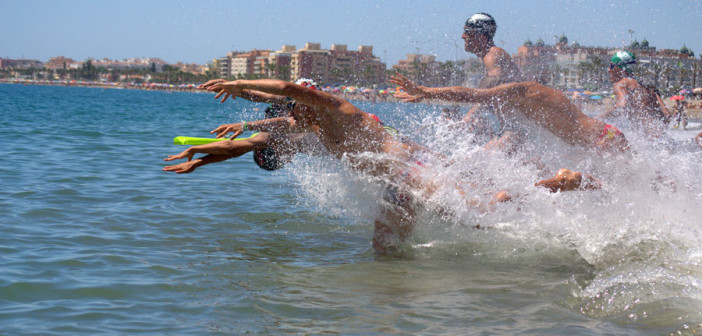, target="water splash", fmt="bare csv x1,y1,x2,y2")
283,102,702,325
